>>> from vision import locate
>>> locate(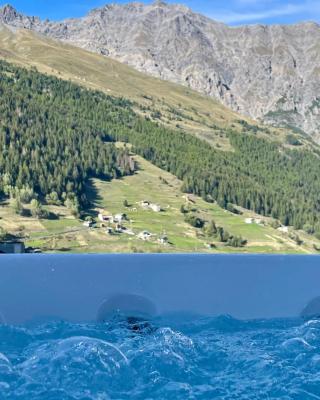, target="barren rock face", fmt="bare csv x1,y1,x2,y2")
0,4,40,28
1,1,320,140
